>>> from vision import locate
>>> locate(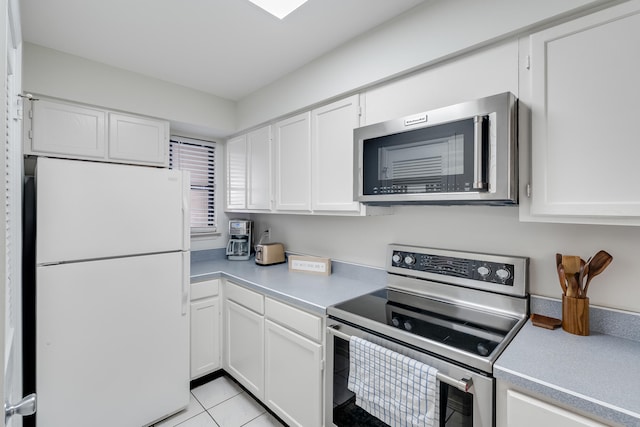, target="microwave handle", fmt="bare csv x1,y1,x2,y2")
473,115,487,191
